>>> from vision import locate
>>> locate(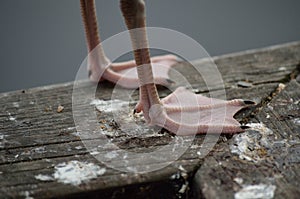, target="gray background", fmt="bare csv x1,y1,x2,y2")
1,0,300,92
